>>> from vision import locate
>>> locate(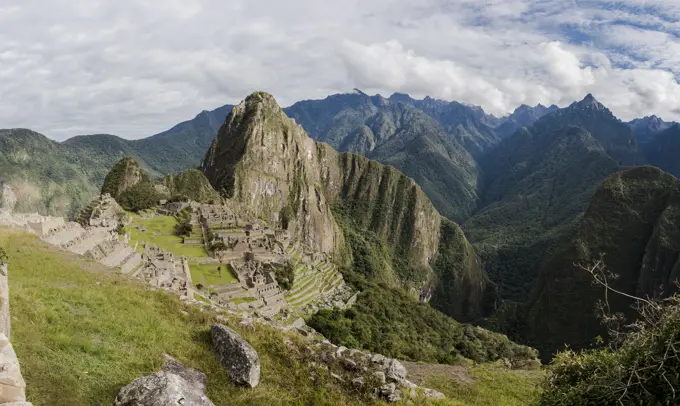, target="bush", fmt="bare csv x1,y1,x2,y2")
309,276,537,365
540,296,680,406
175,222,193,237
117,182,164,212
272,261,295,291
